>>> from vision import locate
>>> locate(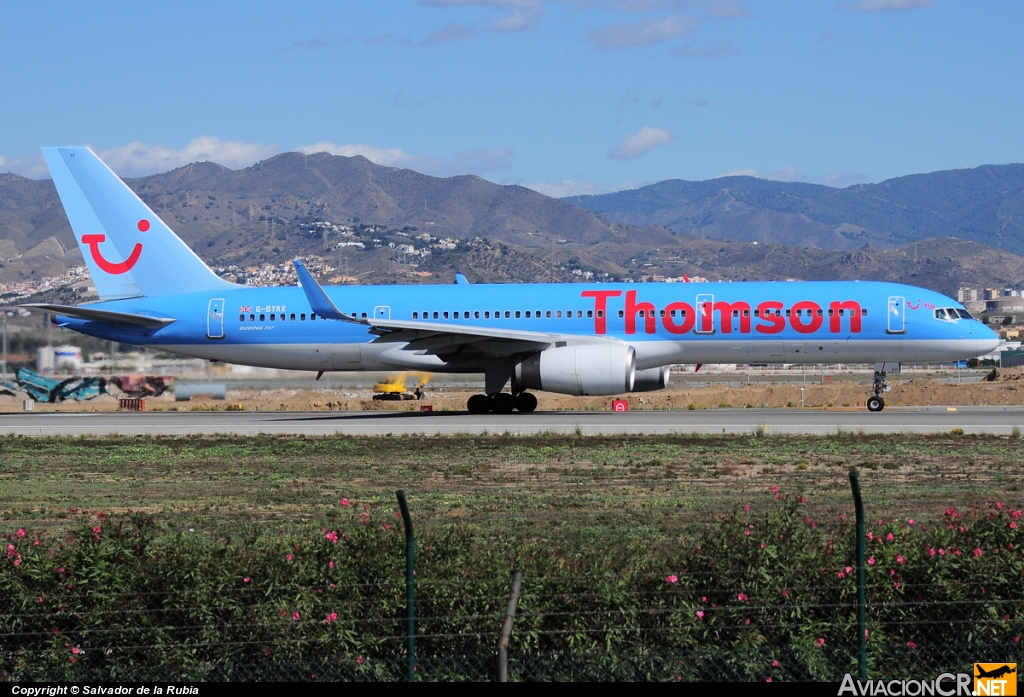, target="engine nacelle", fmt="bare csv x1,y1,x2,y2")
516,344,635,396
632,365,670,392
